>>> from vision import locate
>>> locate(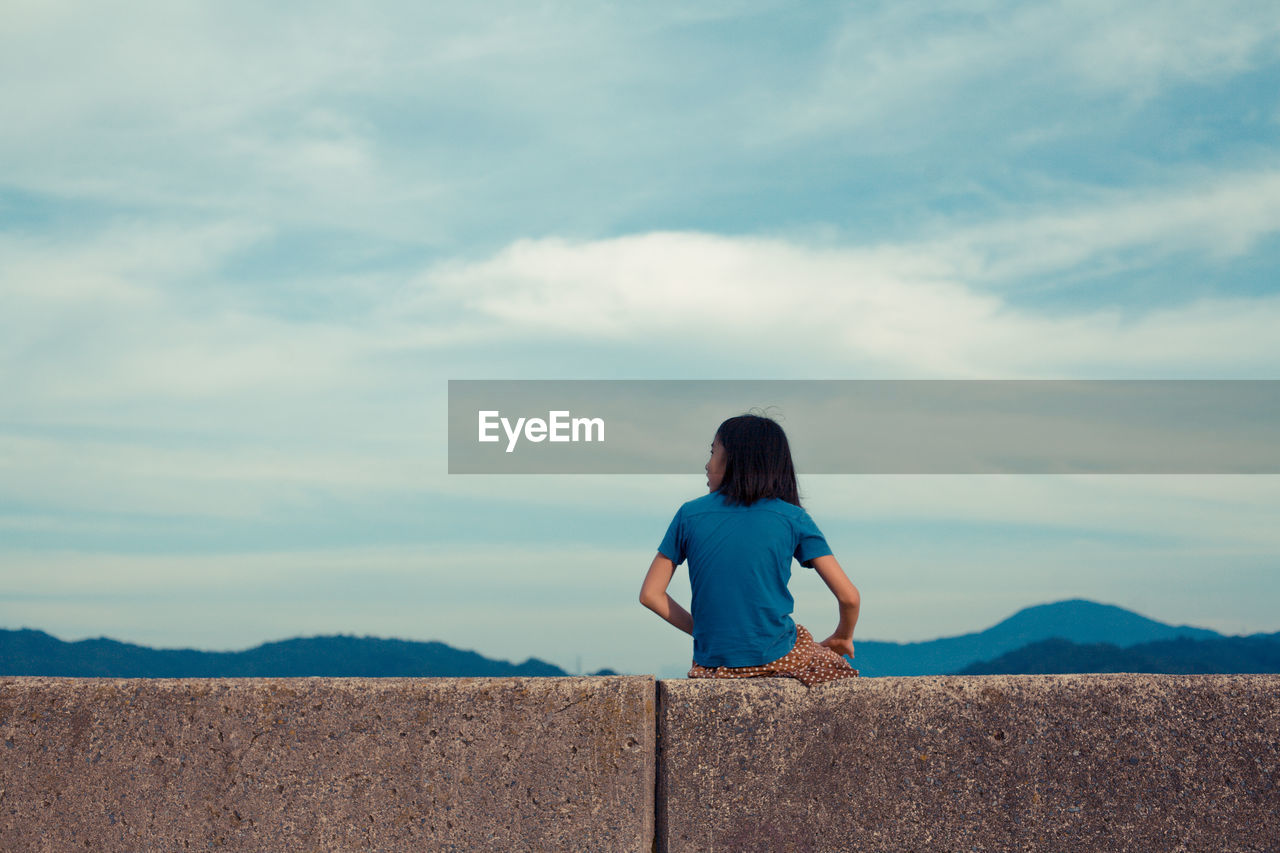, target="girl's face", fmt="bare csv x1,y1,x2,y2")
706,437,728,492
